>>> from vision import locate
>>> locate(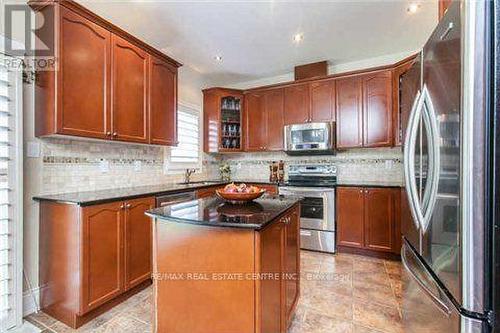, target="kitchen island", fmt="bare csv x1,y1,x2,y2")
146,195,301,333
